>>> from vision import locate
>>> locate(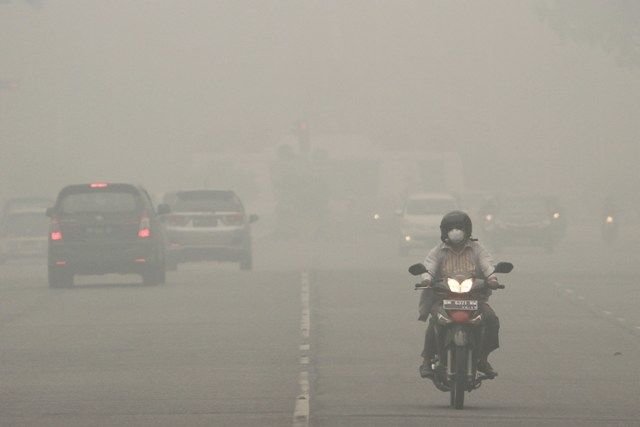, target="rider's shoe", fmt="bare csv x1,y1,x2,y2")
477,359,497,377
419,361,434,379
